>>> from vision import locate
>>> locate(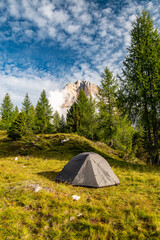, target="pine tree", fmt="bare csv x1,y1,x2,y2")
59,115,66,133
118,11,160,165
22,93,31,115
52,111,61,133
66,88,97,139
77,89,97,139
12,106,19,122
8,112,27,140
97,67,118,146
77,88,89,136
66,102,80,133
34,90,53,133
21,93,33,130
30,105,35,131
0,93,14,130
